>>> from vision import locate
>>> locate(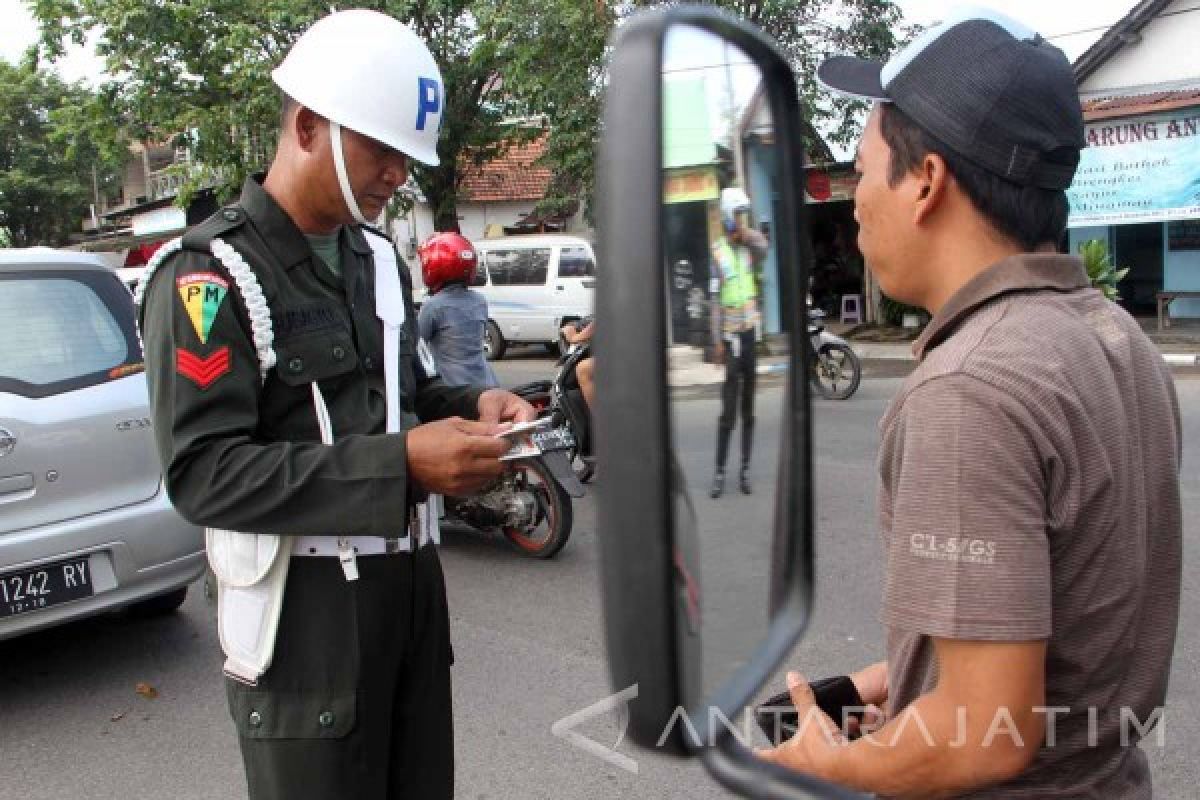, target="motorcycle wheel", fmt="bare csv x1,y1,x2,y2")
811,341,862,400
502,459,573,558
